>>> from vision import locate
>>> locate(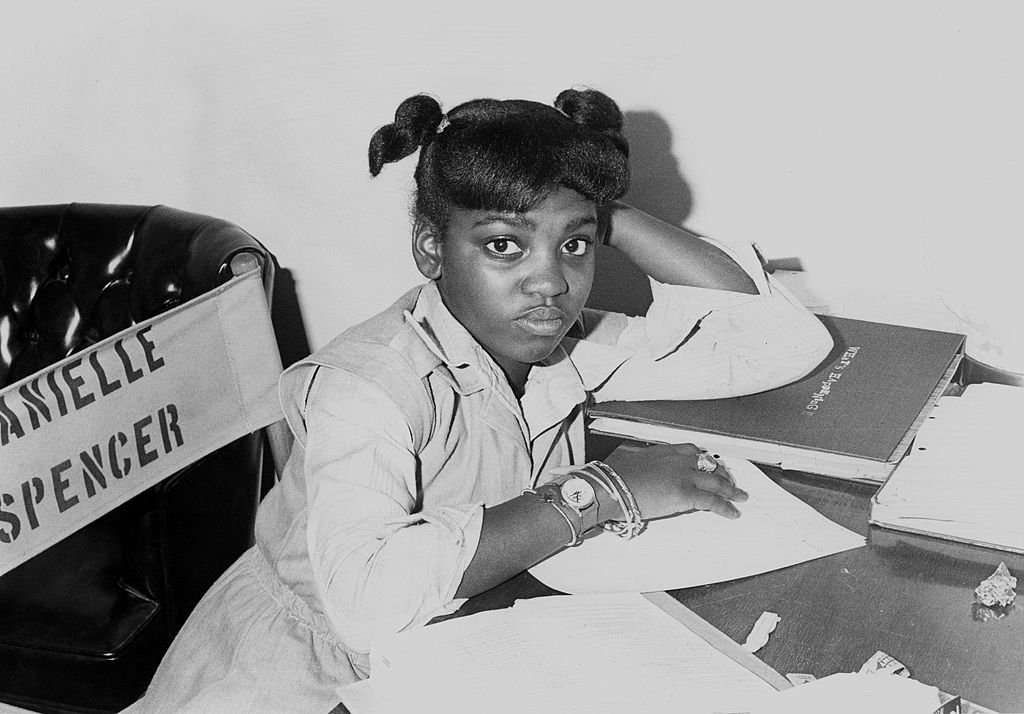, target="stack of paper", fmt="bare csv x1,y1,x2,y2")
529,457,865,594
870,383,1024,553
